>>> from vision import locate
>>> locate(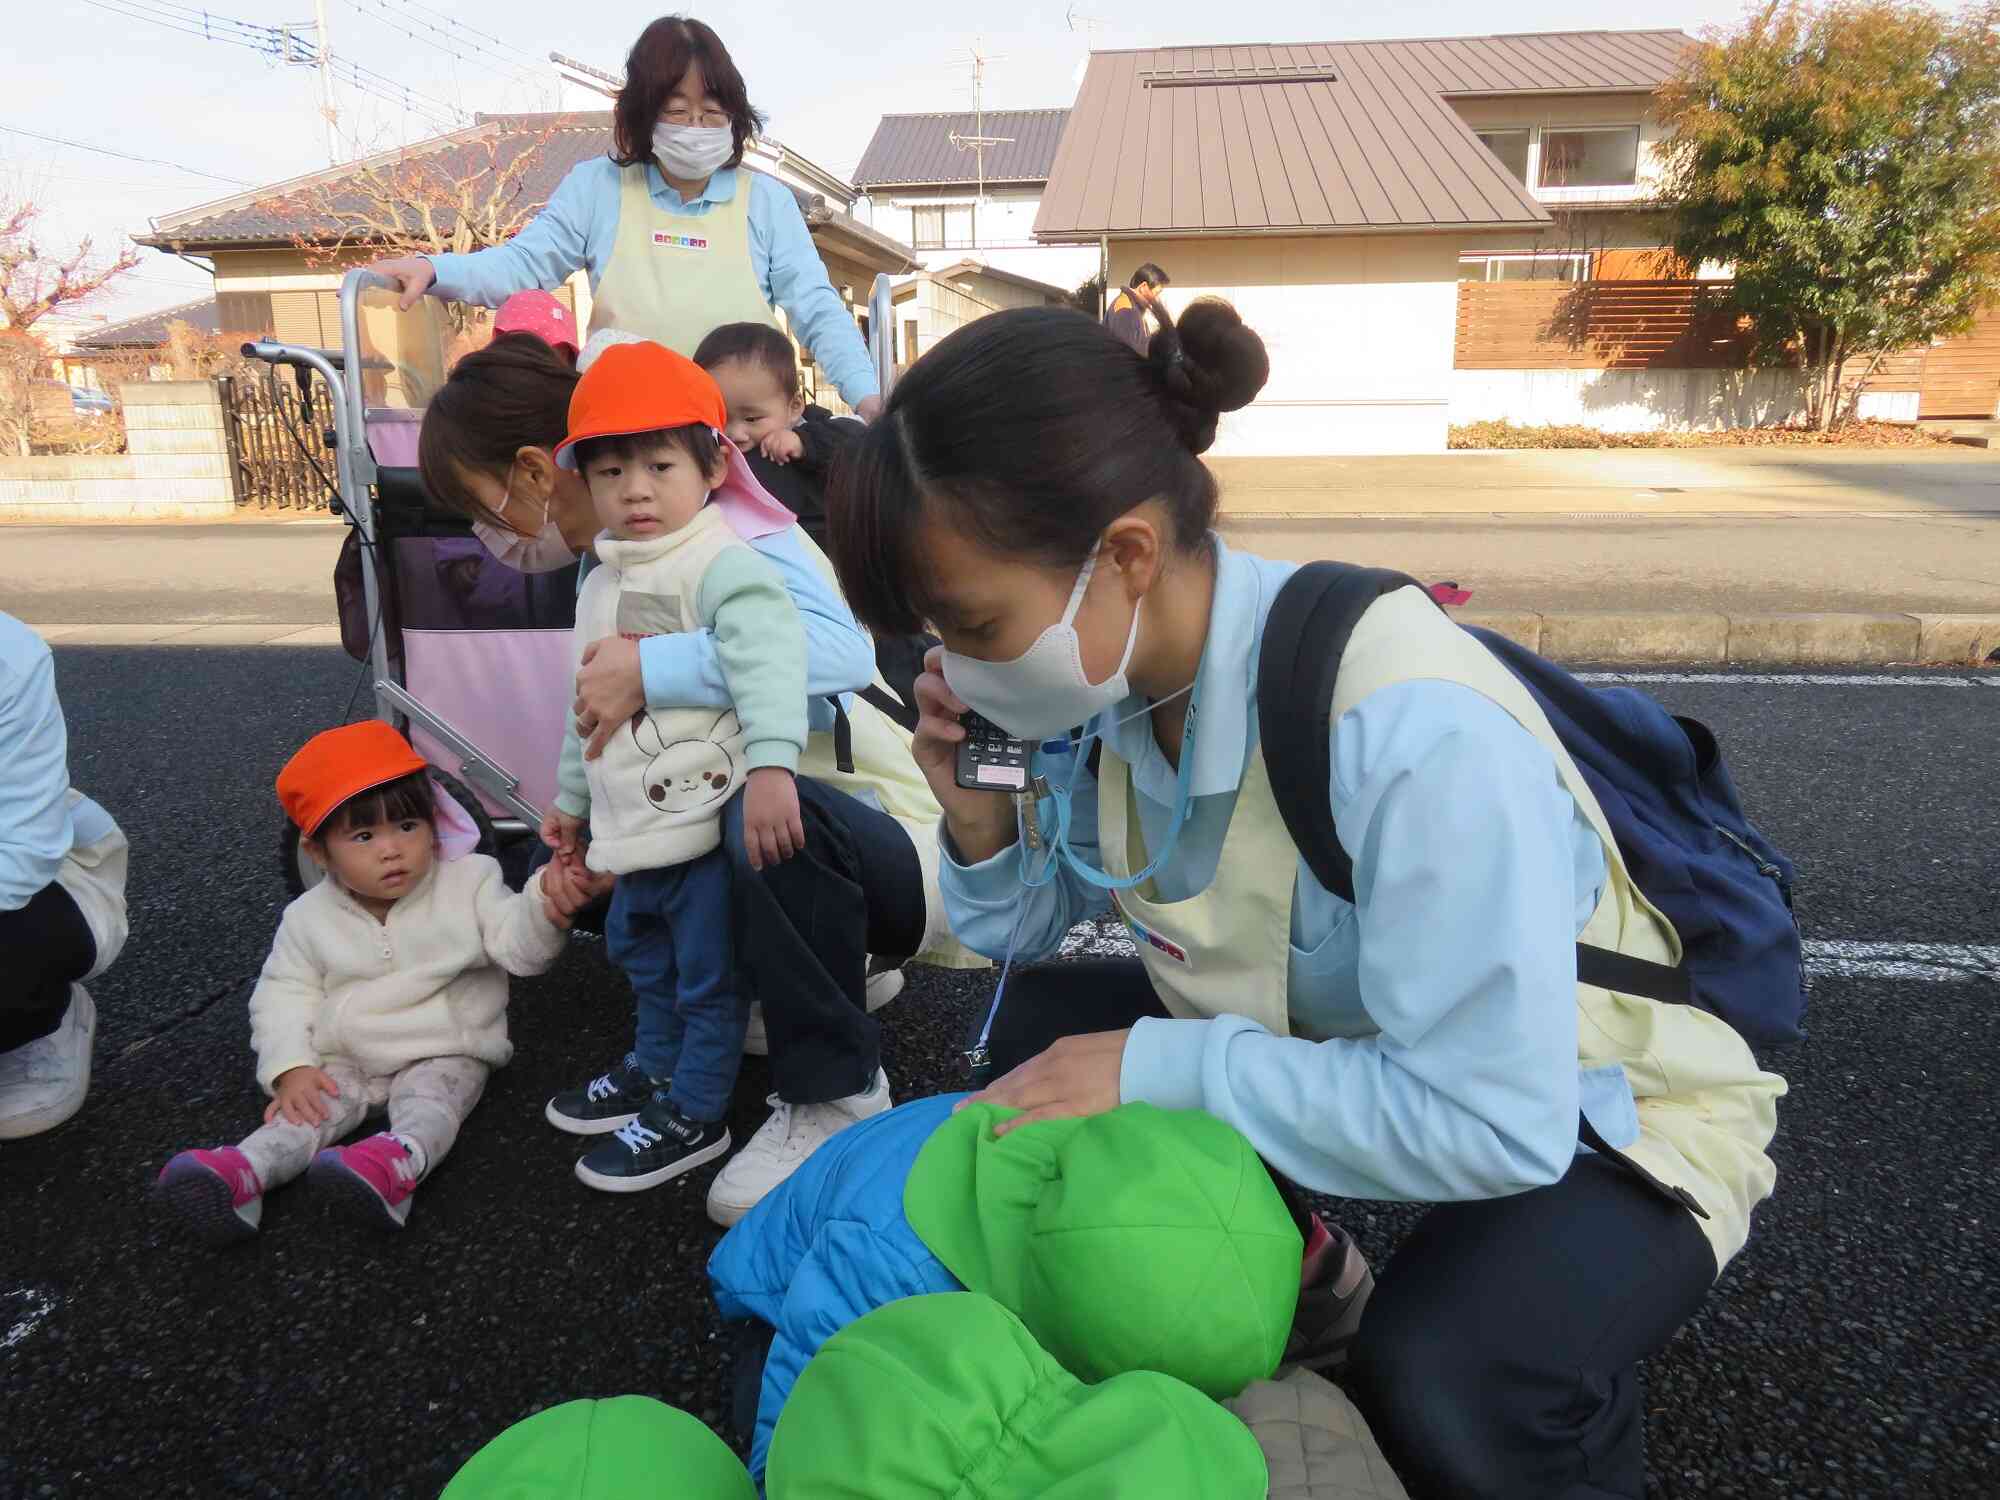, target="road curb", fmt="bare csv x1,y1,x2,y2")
1459,610,2000,665
28,614,2000,666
